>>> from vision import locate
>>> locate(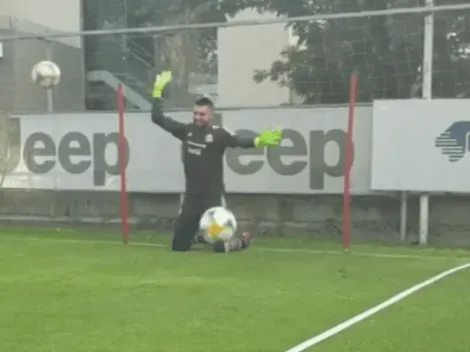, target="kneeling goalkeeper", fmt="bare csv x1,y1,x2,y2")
151,71,282,252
